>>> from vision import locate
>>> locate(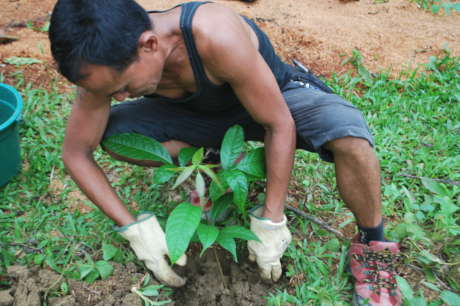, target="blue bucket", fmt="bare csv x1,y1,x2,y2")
0,83,23,187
